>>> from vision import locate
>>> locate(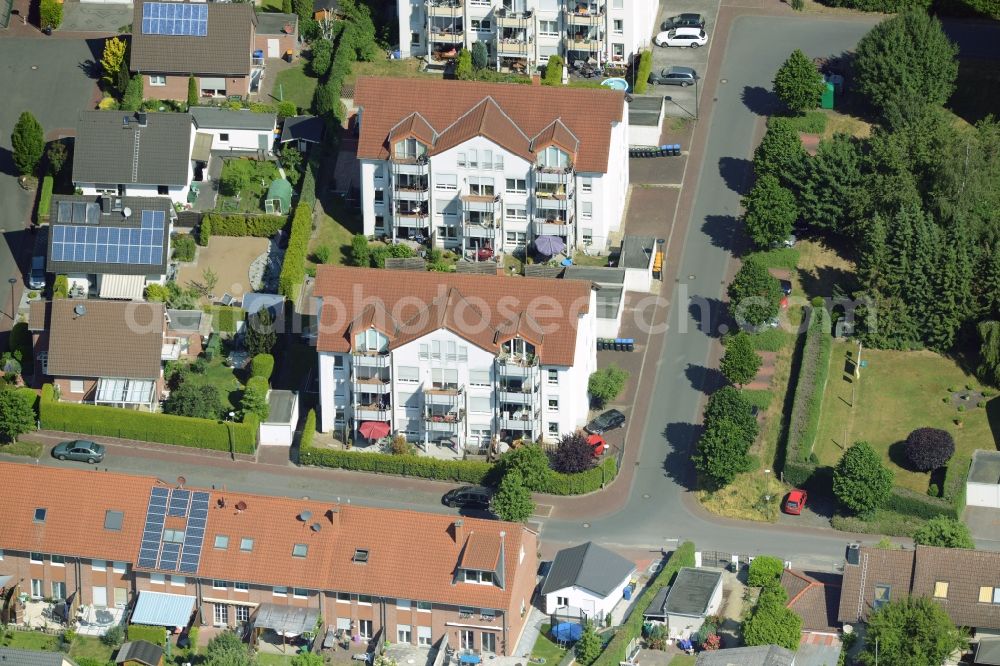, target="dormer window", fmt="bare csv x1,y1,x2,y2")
463,569,494,585
501,338,535,361
355,328,388,353
537,146,569,169
395,138,427,160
